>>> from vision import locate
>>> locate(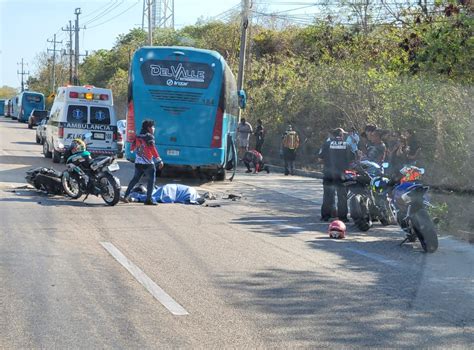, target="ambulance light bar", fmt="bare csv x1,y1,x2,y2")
69,91,109,101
